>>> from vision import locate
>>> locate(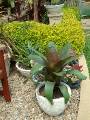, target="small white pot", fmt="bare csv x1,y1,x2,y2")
16,62,31,77
45,4,64,14
36,82,71,116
